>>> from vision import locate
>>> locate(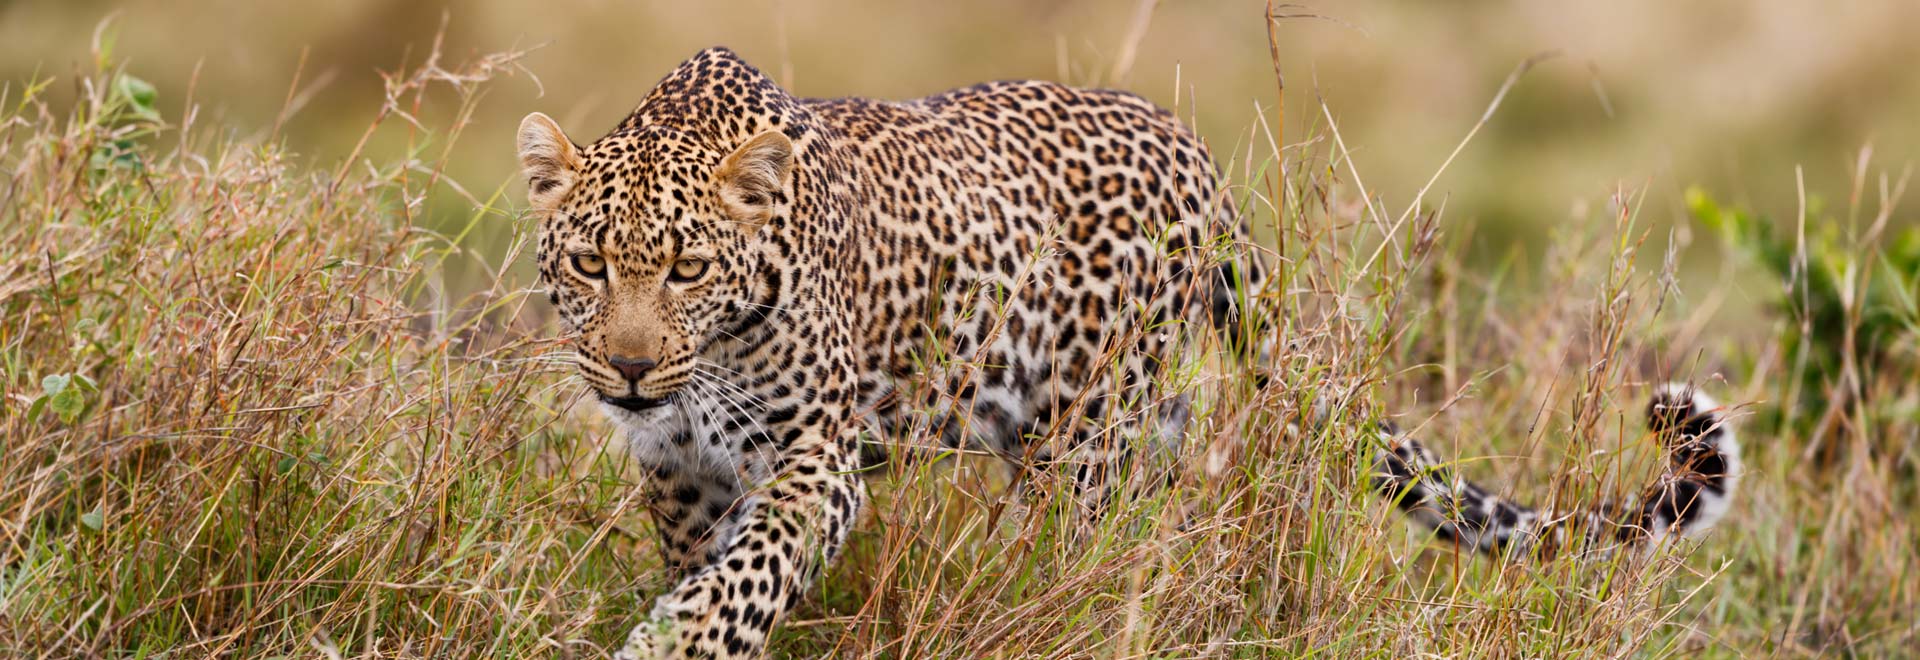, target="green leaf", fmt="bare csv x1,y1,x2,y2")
41,373,71,397
50,387,85,424
80,508,104,532
276,456,298,475
25,395,48,423
115,74,159,117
